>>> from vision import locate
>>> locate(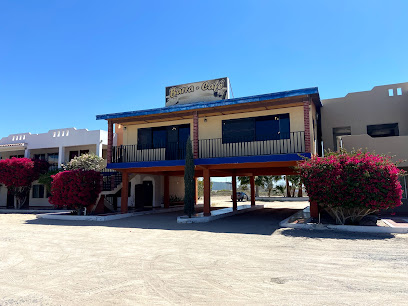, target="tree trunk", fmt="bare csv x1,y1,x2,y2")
285,176,291,197
255,185,259,197
297,183,303,197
